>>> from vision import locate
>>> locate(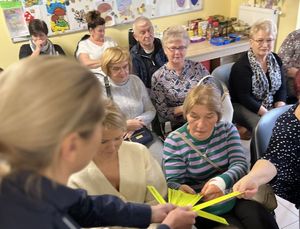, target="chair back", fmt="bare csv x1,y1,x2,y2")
211,62,234,89
250,105,293,166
